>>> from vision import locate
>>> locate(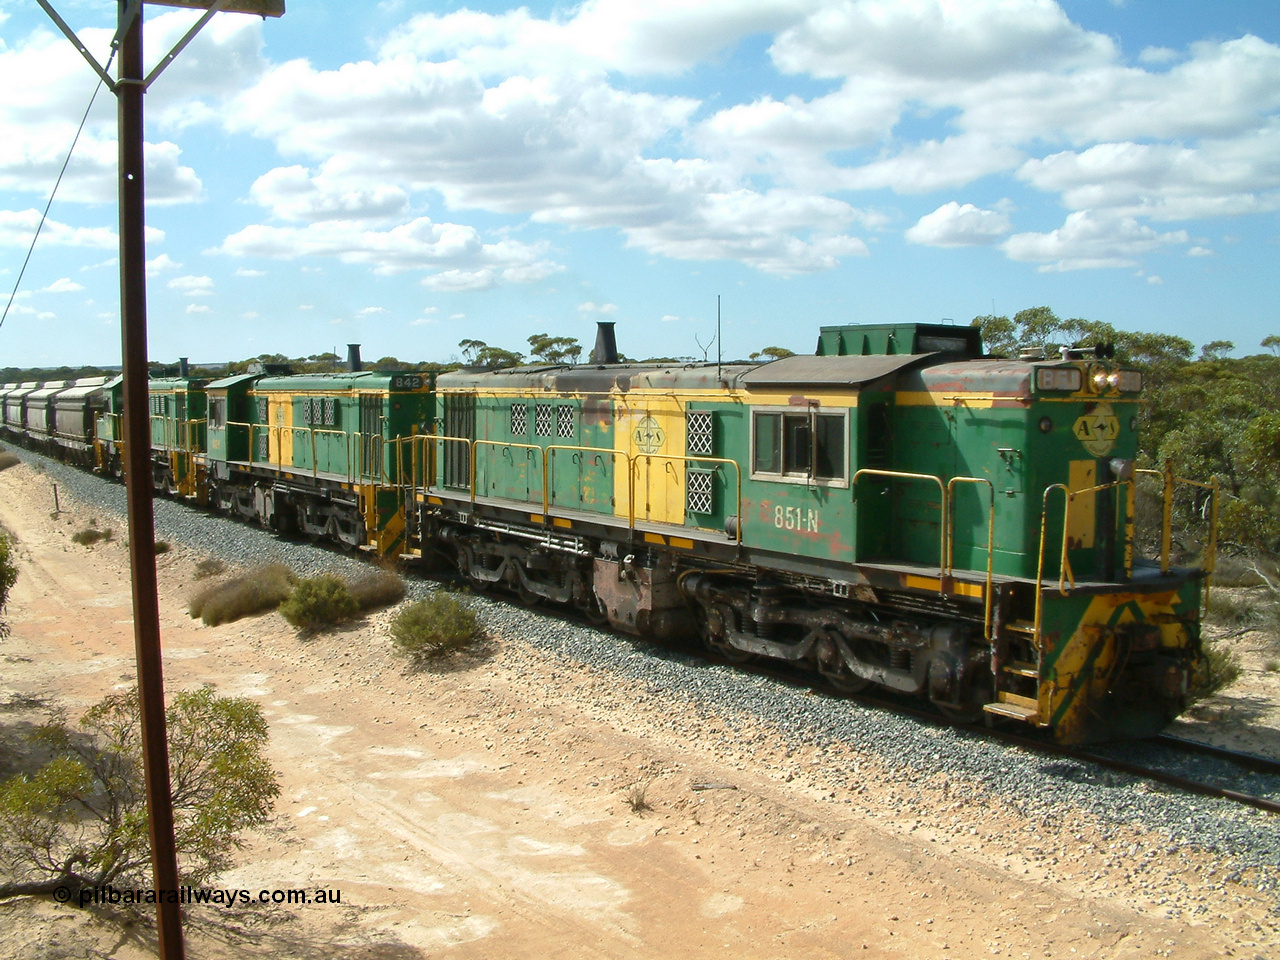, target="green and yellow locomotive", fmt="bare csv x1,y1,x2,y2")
4,322,1211,744
202,351,433,554
413,322,1210,744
